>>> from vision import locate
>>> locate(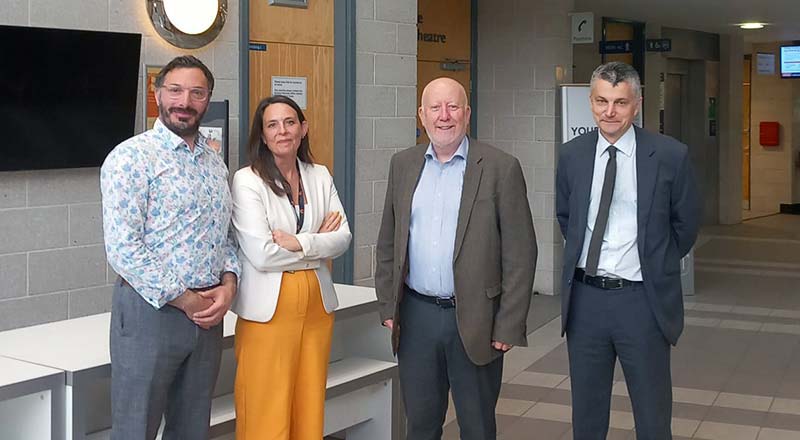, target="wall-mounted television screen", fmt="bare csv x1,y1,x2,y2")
0,25,141,172
780,45,800,79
